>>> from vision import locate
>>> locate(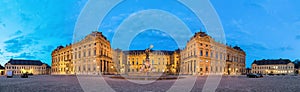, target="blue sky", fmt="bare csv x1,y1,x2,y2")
0,0,299,68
